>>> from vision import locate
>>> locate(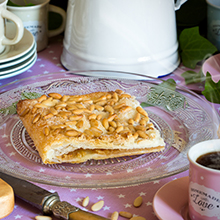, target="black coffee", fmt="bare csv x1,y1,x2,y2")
196,152,220,170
